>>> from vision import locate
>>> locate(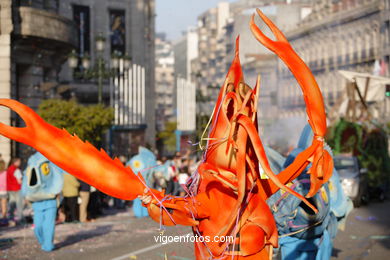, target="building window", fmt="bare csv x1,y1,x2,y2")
73,5,91,56
16,0,59,13
109,9,126,54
